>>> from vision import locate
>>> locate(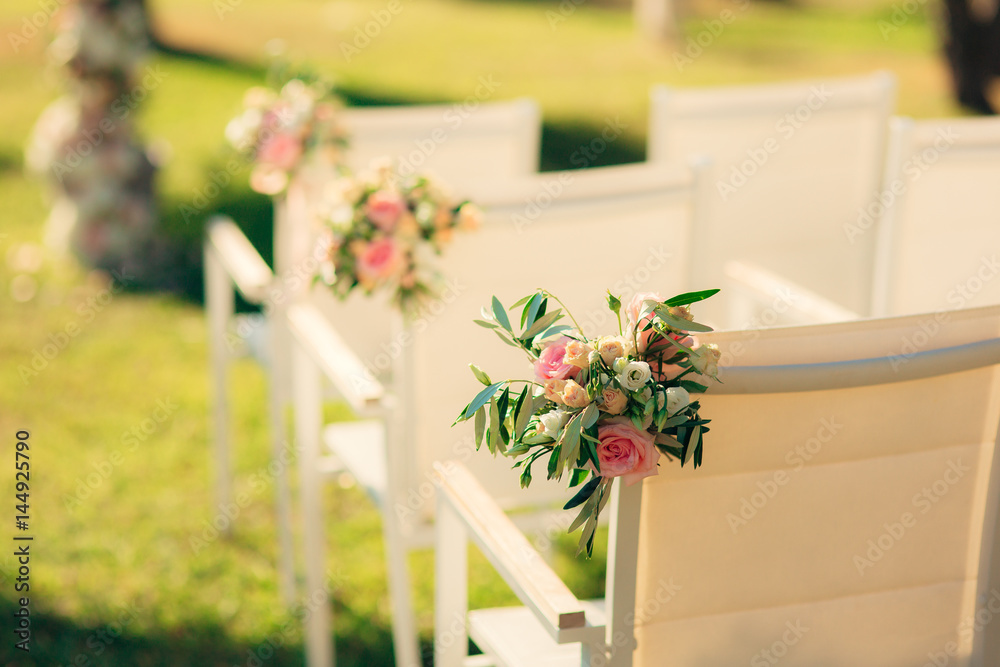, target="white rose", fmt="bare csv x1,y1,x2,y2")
665,387,690,415
538,410,570,438
619,360,652,391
